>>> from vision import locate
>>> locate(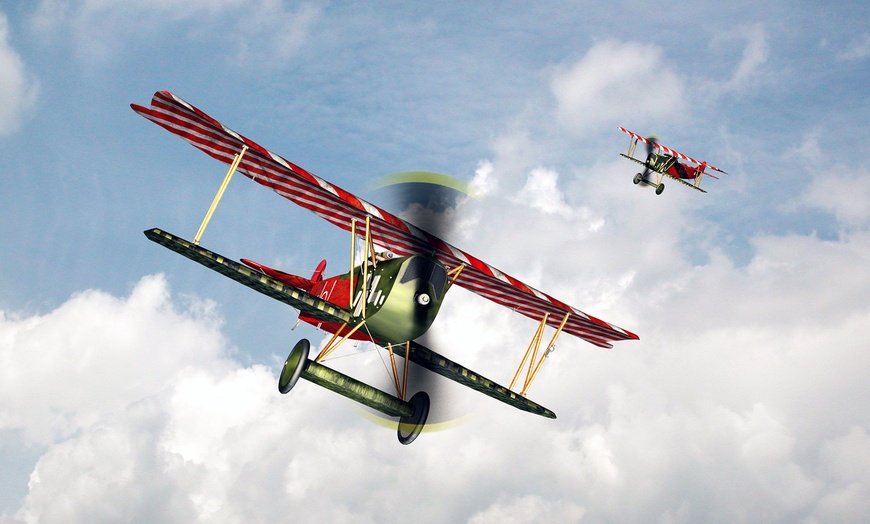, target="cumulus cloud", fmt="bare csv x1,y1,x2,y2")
0,274,230,445
4,169,870,522
795,167,870,228
515,167,574,218
0,12,38,135
469,495,585,523
424,136,870,522
550,40,686,135
786,131,870,228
